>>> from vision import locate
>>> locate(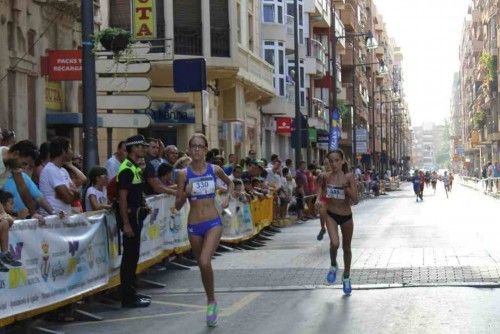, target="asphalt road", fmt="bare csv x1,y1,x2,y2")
29,181,500,333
